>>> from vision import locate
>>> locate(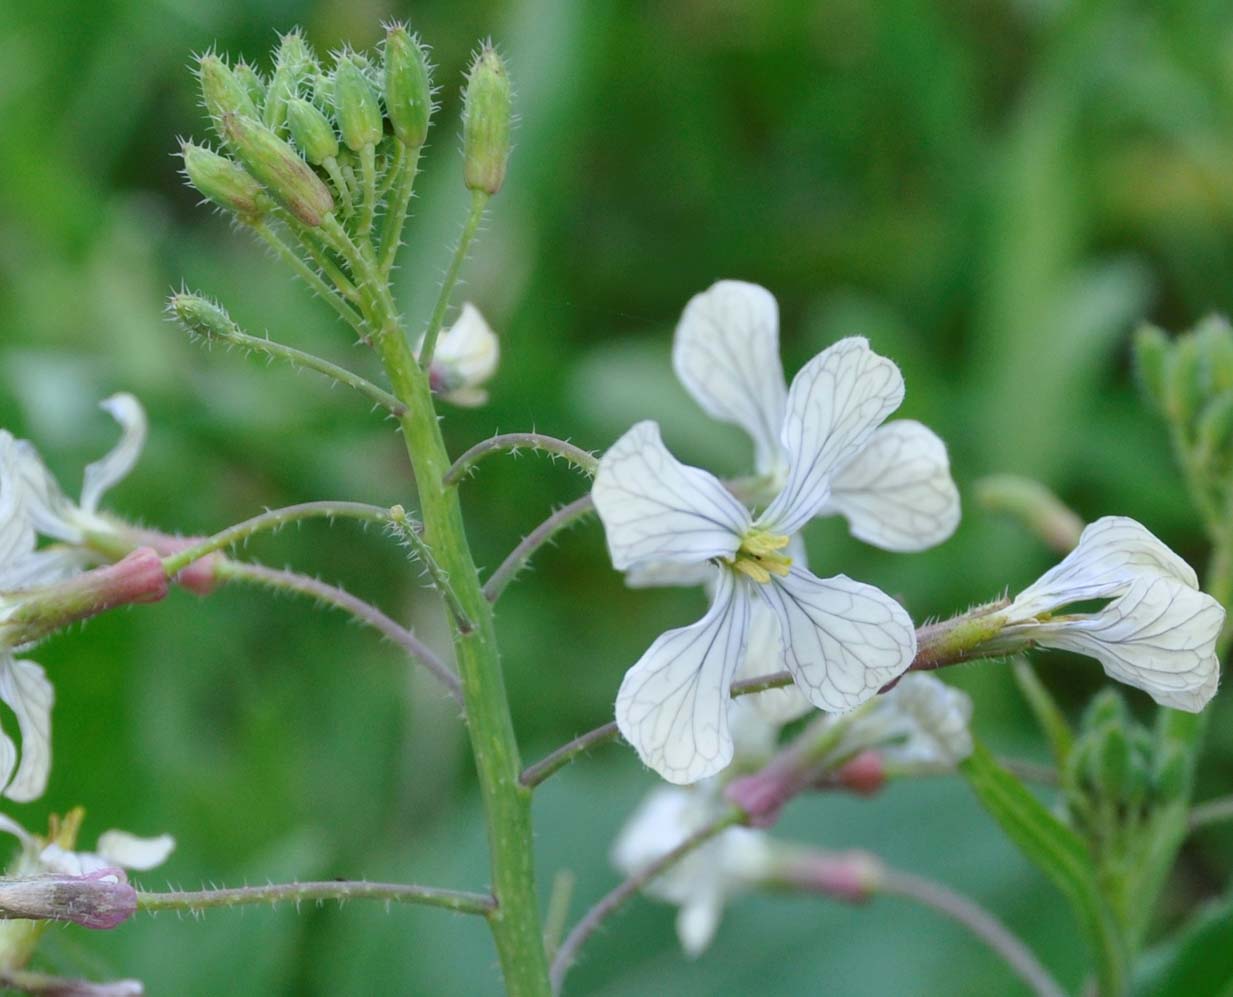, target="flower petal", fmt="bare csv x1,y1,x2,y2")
615,571,752,783
0,656,54,802
739,598,812,725
845,673,973,771
0,434,36,568
1012,516,1198,618
672,281,789,478
96,830,176,871
80,394,147,515
677,890,724,958
824,420,960,552
14,441,80,543
1030,574,1223,712
593,421,749,572
0,546,93,591
758,338,905,537
624,558,716,591
760,565,917,712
